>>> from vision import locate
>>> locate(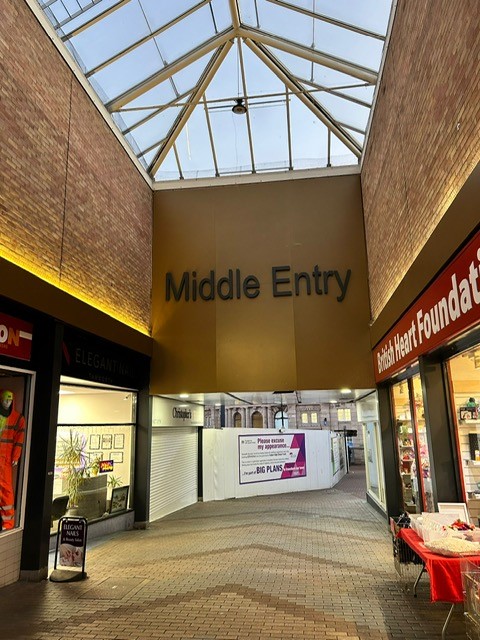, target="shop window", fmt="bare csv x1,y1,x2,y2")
274,411,288,429
252,411,263,429
448,346,480,524
53,383,136,528
338,408,351,421
0,371,31,533
301,412,308,424
233,411,242,428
